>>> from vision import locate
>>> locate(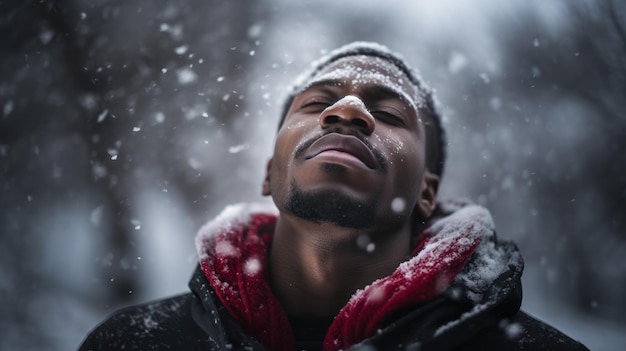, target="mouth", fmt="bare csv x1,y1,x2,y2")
304,133,378,169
